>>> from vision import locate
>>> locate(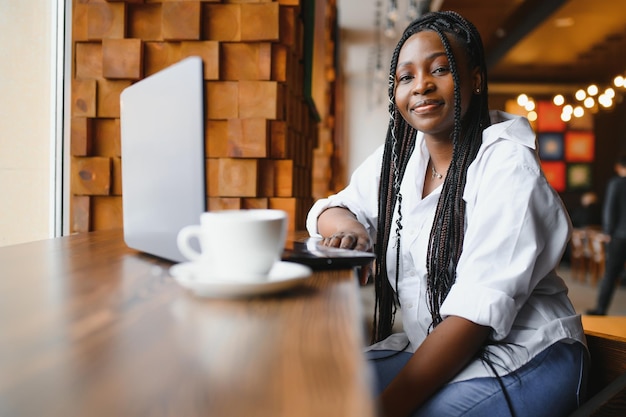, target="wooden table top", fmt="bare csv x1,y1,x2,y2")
582,315,626,340
0,230,375,417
